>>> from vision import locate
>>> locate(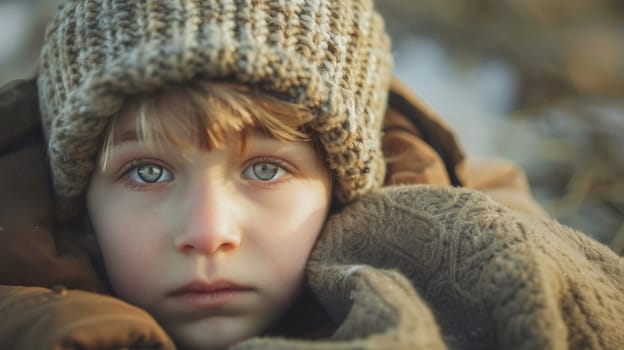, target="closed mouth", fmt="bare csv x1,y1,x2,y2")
167,280,255,308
